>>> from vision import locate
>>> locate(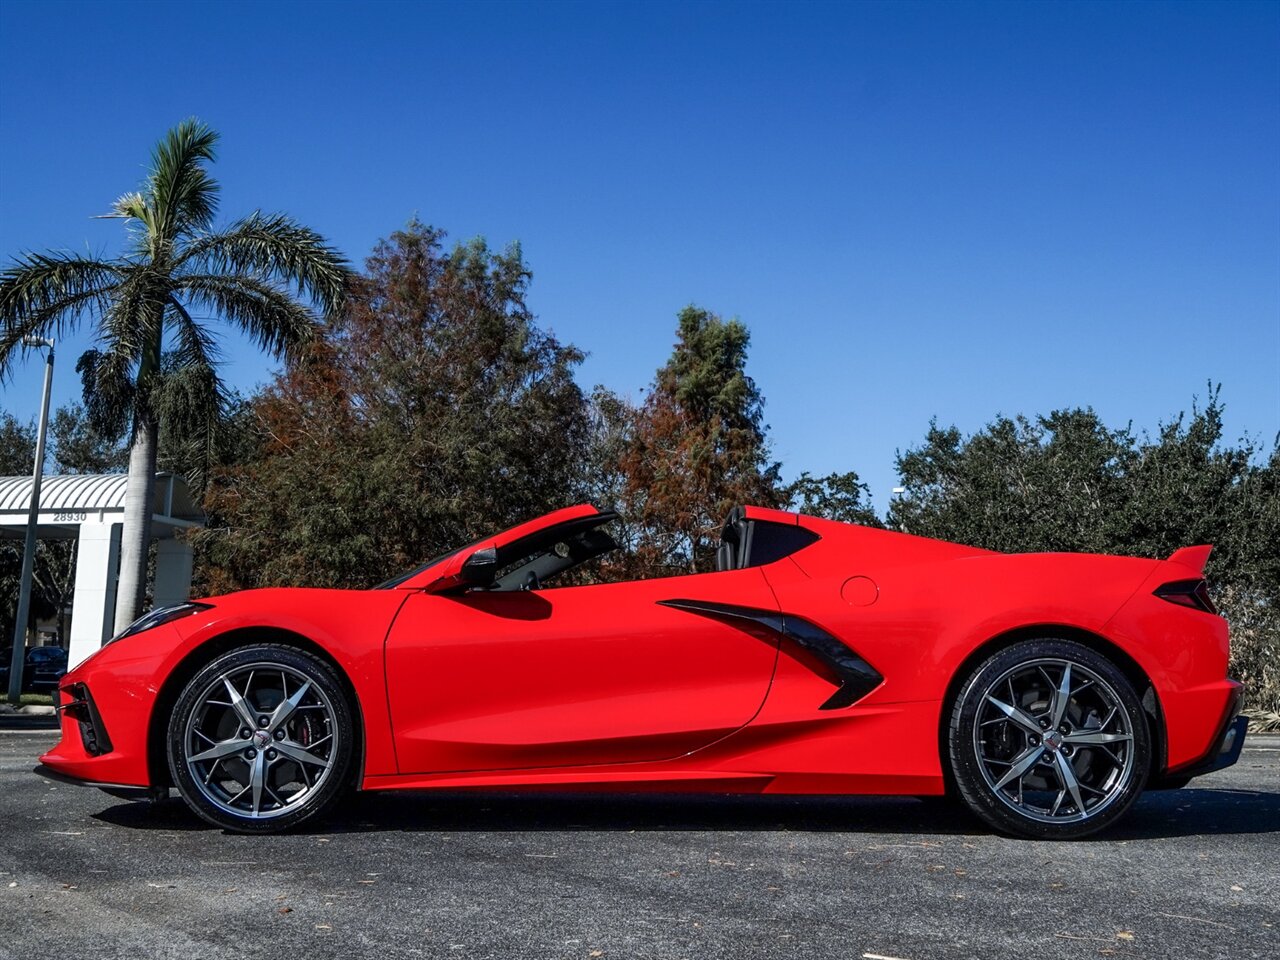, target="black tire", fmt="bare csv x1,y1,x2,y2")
167,644,356,833
948,639,1150,840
